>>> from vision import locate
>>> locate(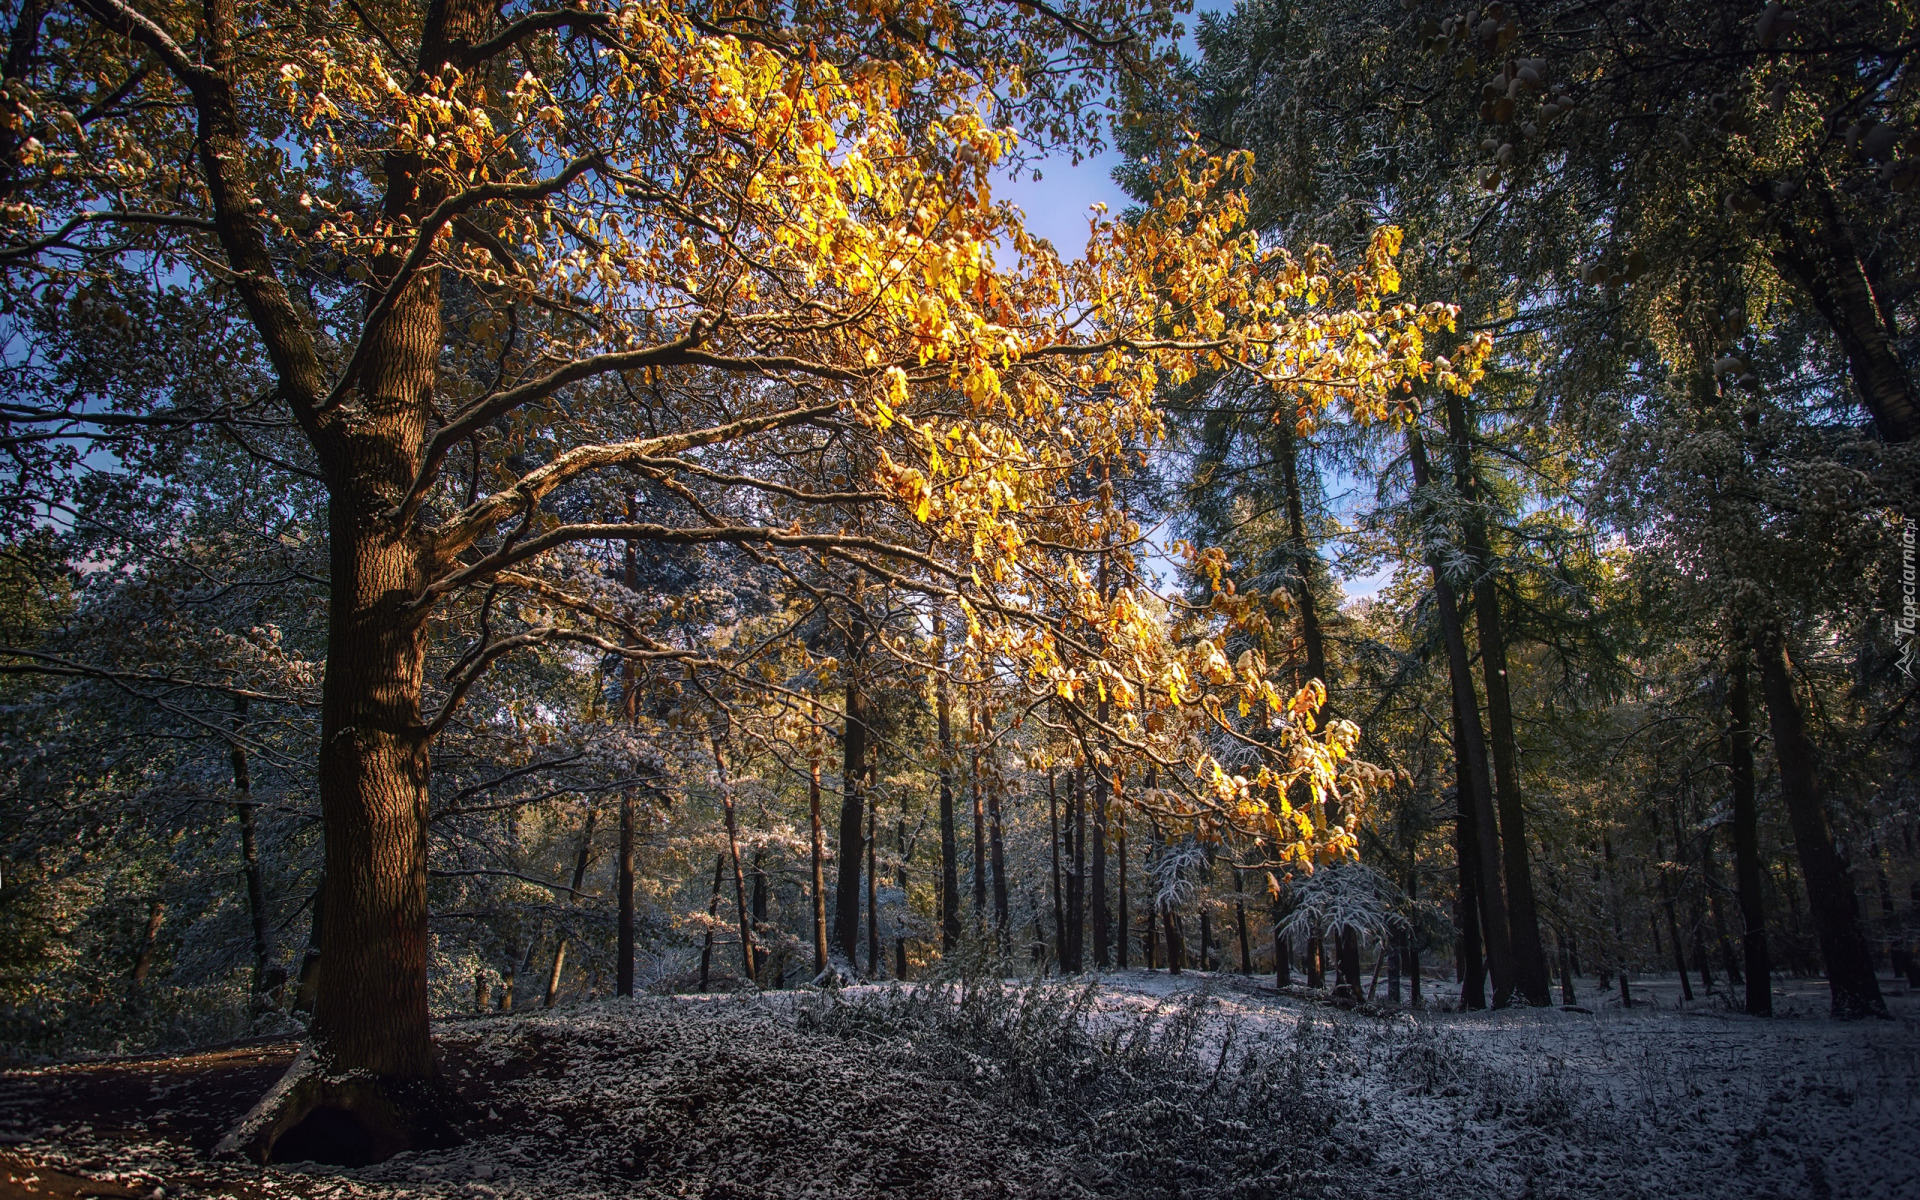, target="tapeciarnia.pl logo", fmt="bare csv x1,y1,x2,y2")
1900,519,1917,679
